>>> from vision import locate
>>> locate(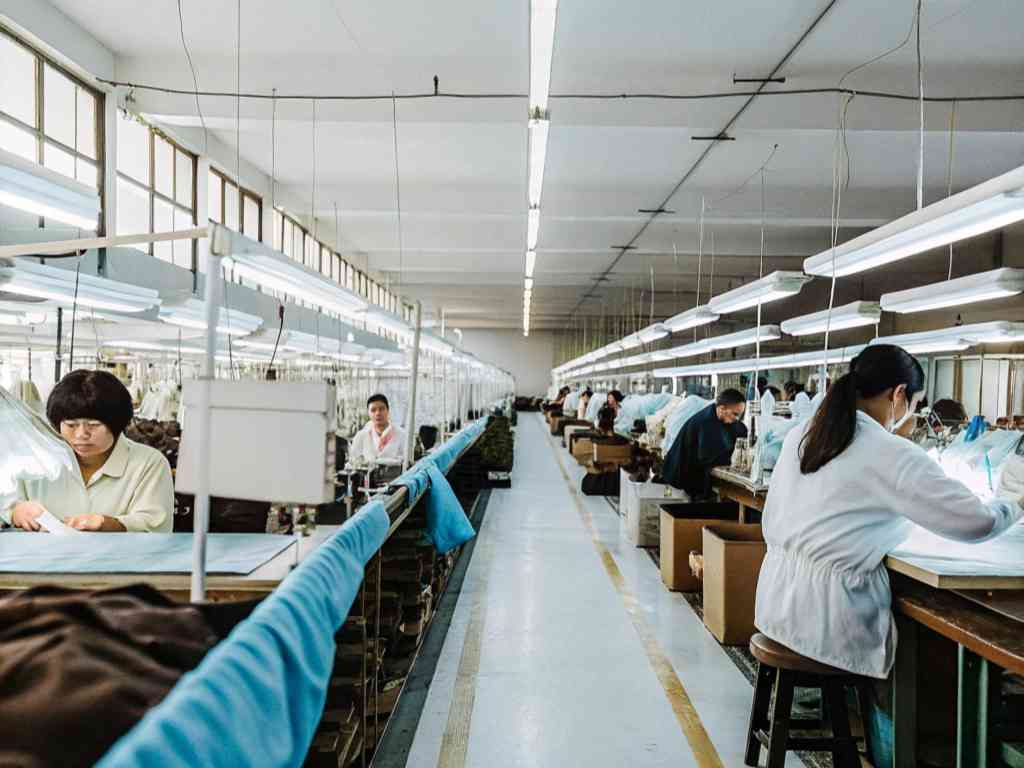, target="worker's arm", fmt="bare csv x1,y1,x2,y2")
891,442,1021,543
